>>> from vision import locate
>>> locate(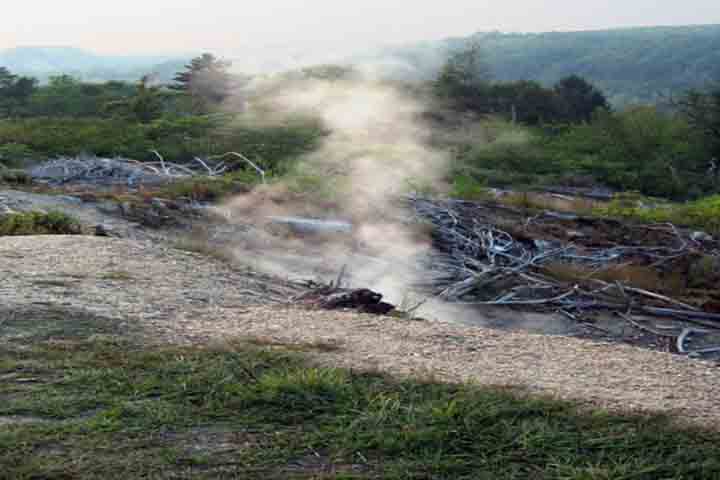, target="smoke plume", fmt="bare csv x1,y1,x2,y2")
220,73,450,306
